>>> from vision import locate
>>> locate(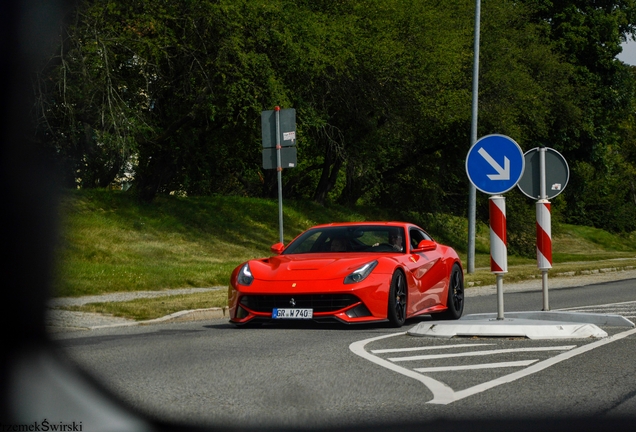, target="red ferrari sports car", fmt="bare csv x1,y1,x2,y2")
228,222,464,327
